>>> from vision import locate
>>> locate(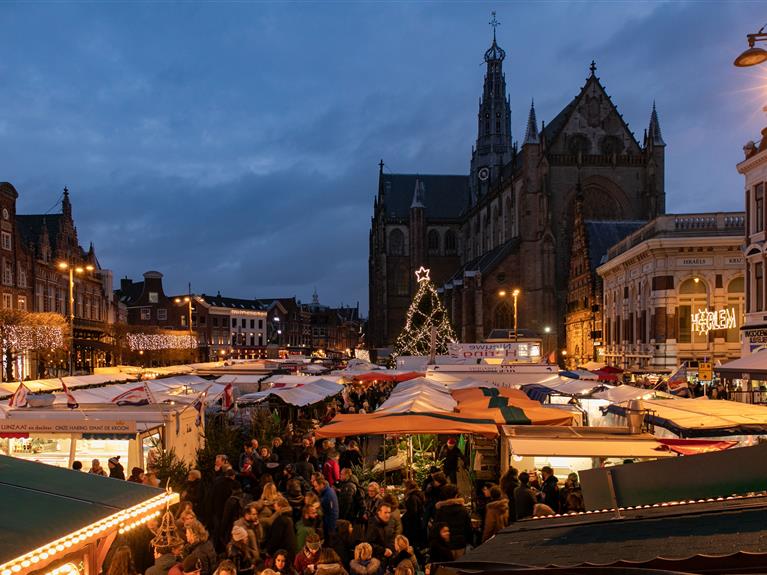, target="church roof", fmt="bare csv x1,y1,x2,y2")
446,238,520,284
16,214,62,251
381,173,469,221
584,220,646,274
